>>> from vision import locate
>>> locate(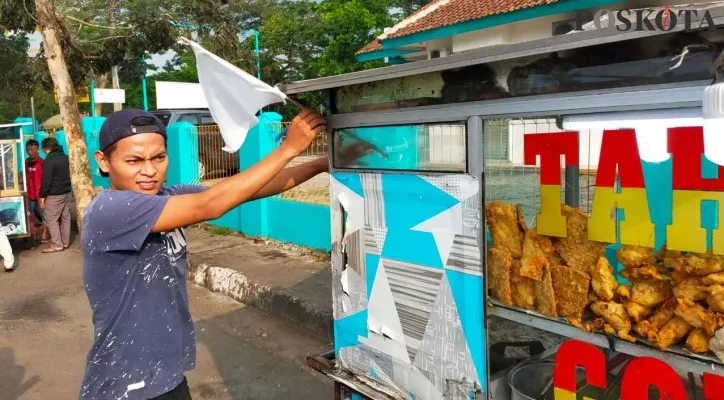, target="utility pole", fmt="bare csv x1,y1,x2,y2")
109,0,121,112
